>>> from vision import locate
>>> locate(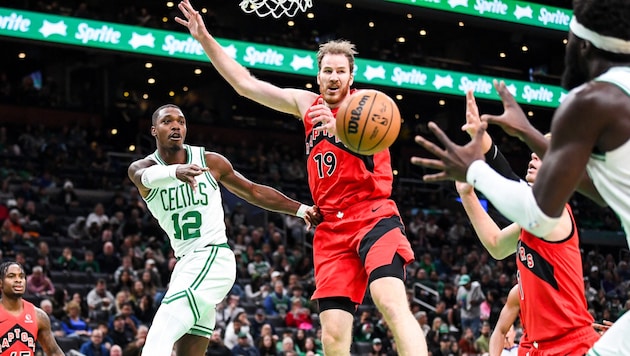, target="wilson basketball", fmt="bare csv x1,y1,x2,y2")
336,89,401,155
